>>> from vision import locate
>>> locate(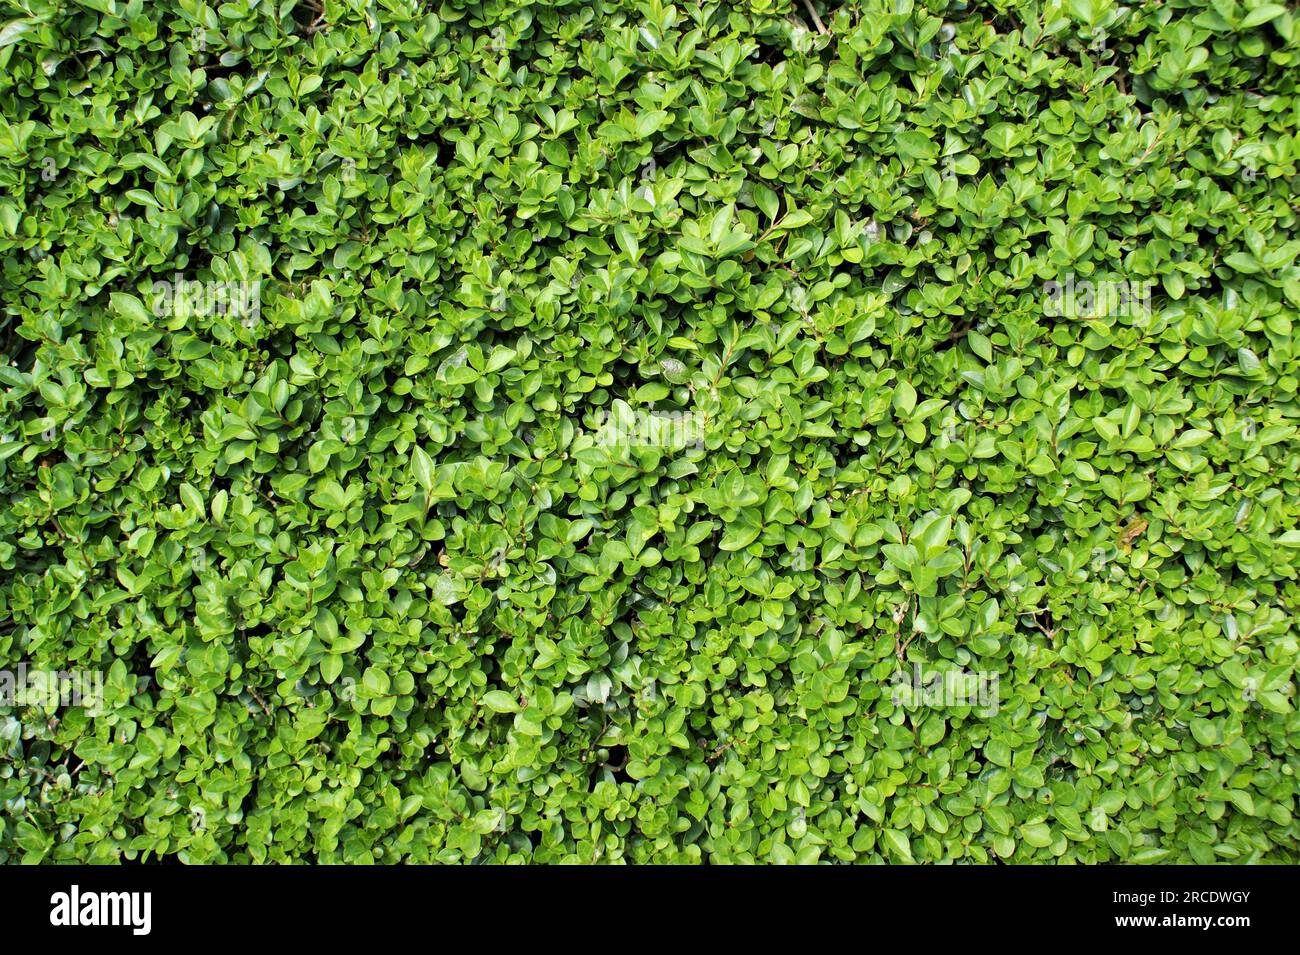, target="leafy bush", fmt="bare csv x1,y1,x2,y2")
1,0,1298,864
